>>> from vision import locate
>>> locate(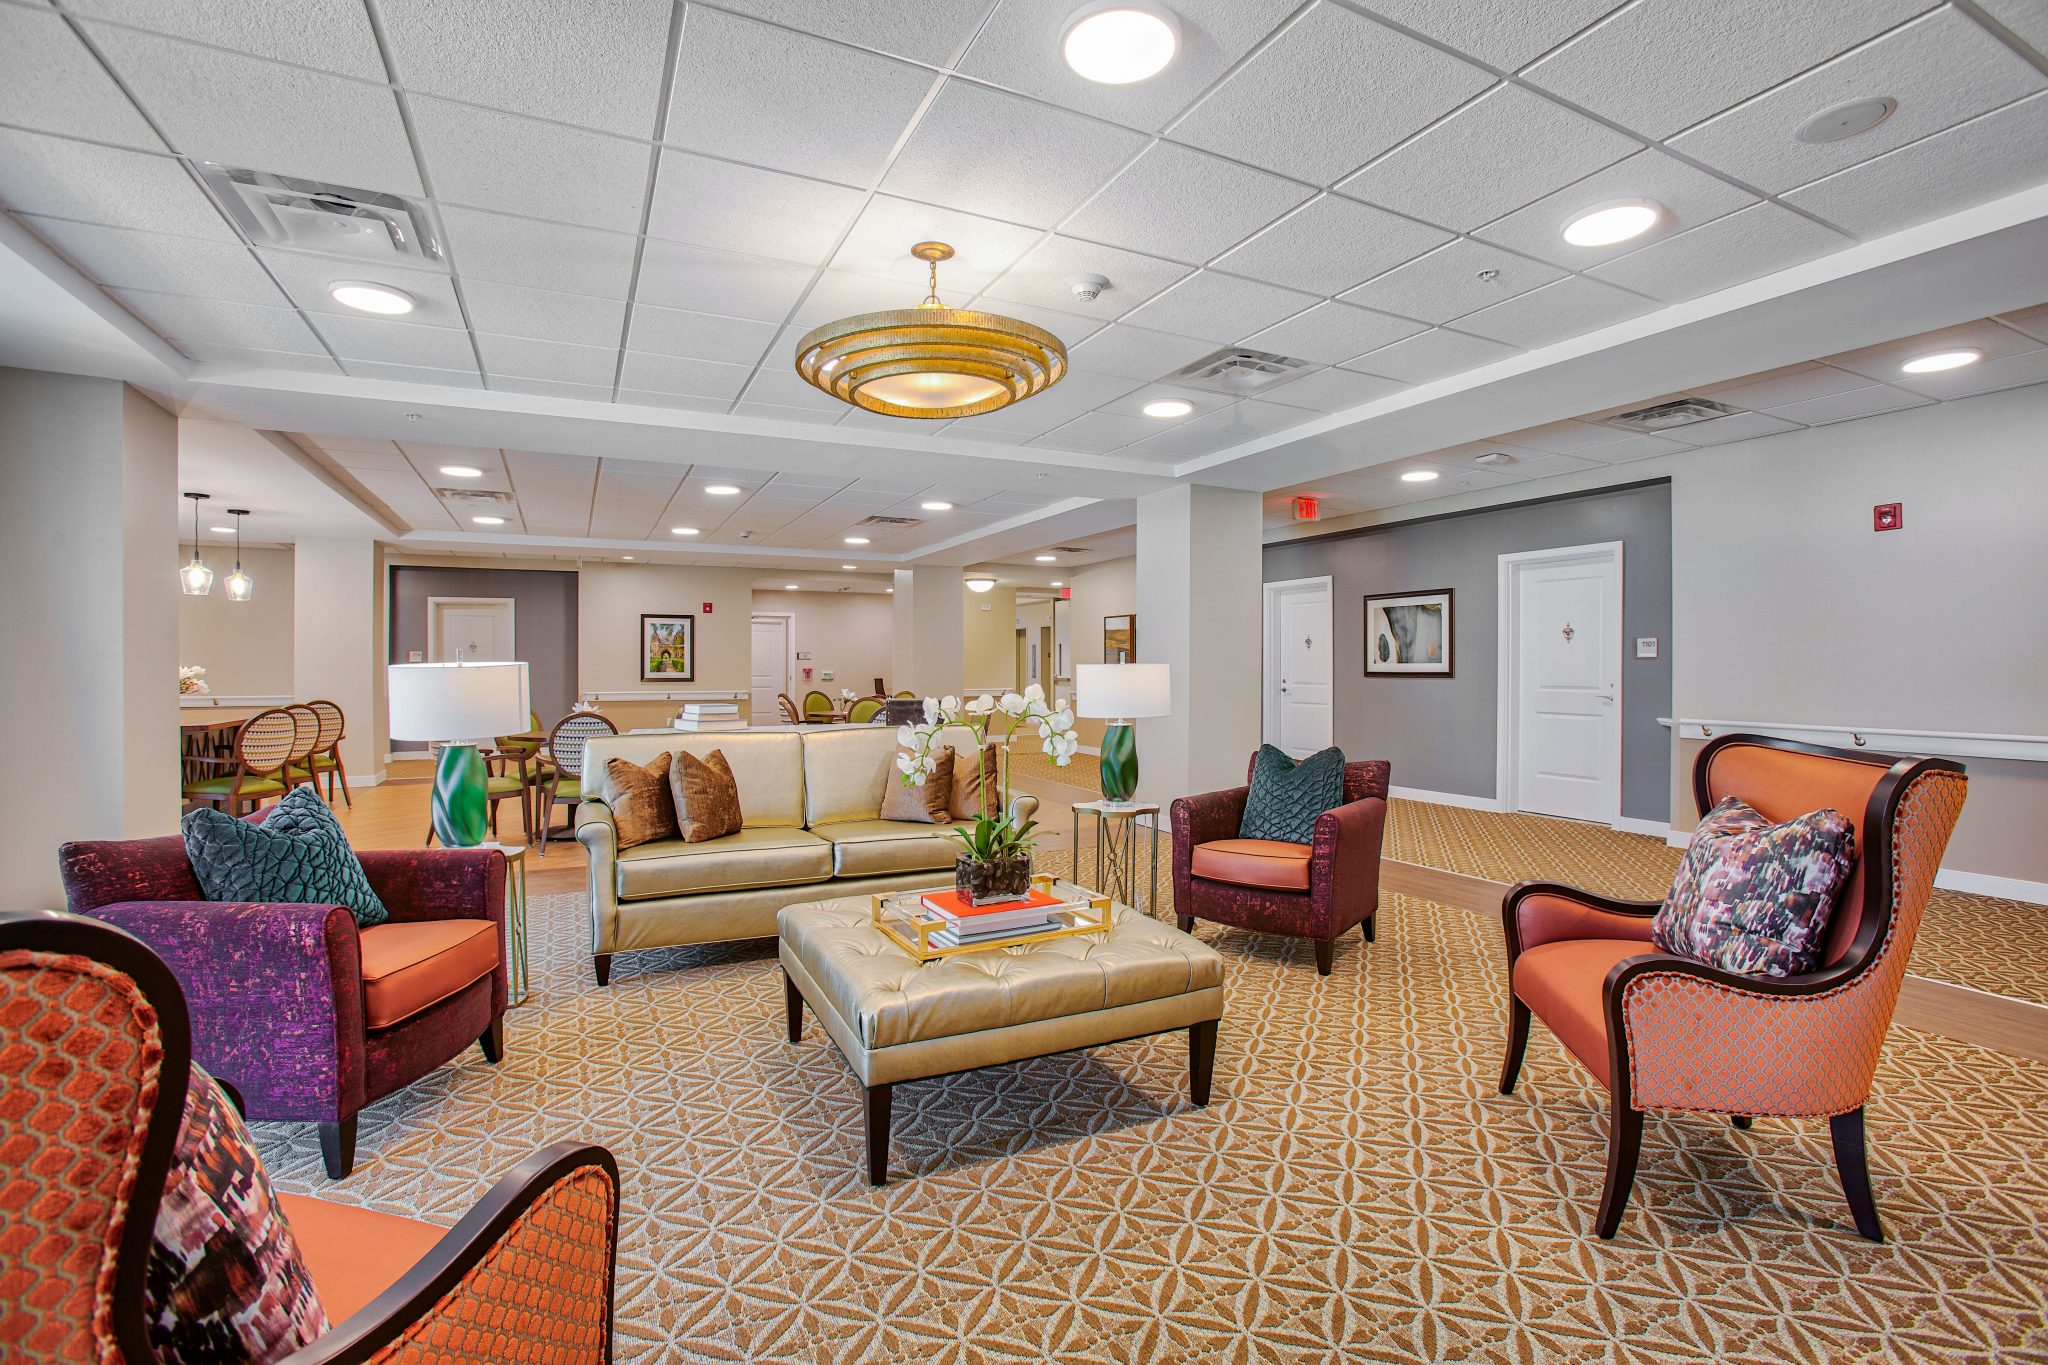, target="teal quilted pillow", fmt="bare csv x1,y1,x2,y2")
182,785,389,927
1239,744,1346,845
